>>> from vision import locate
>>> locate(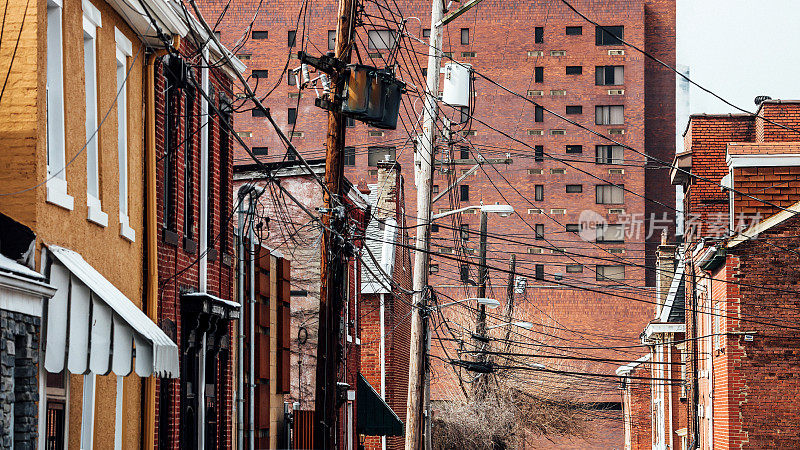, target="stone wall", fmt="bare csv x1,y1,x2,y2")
0,310,40,450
